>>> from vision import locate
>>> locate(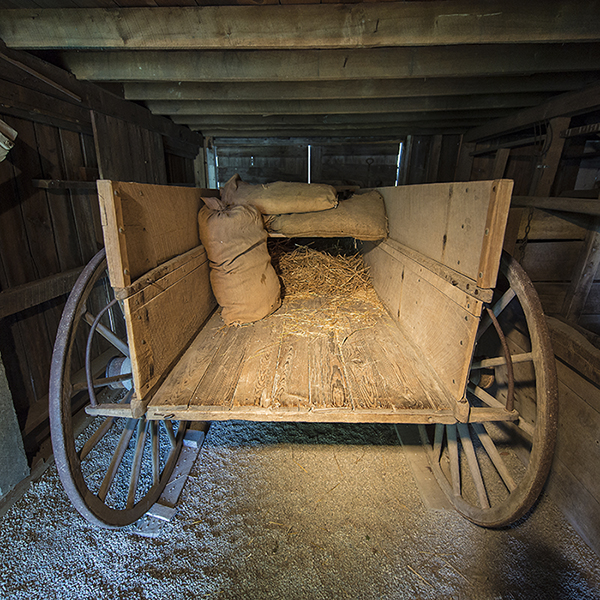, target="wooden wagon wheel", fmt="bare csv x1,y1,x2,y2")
49,249,188,528
425,252,558,527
